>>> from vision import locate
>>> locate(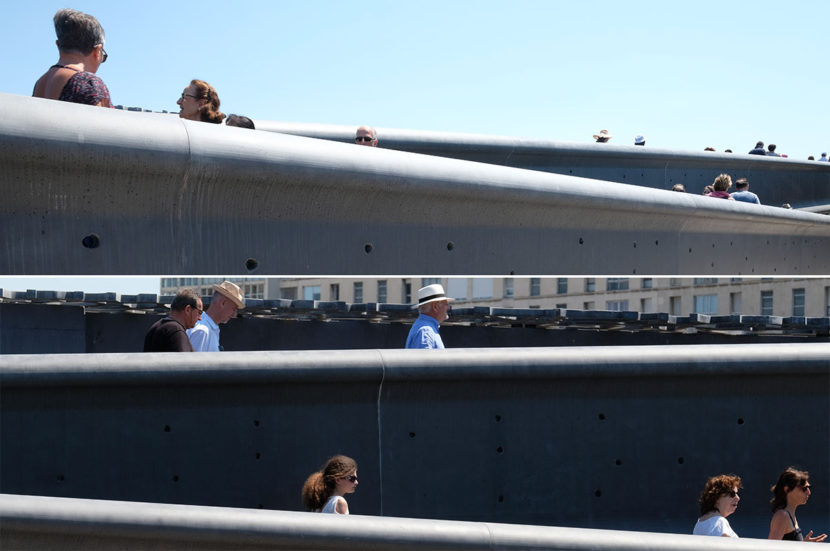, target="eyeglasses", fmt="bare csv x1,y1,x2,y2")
101,47,108,63
799,485,812,492
343,475,358,483
724,490,739,498
180,92,199,100
355,136,375,143
189,305,203,315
